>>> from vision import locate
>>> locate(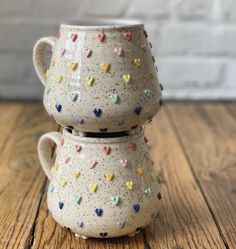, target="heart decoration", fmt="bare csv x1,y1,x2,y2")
56,32,61,39
55,103,62,112
115,120,125,126
48,185,54,193
105,172,114,181
82,47,92,57
122,74,131,83
60,48,66,56
75,117,84,124
100,232,107,238
71,33,78,42
130,143,137,151
58,201,64,209
123,31,132,41
144,187,152,197
133,58,141,67
76,220,83,228
103,146,111,155
86,76,95,86
119,159,128,167
137,167,145,175
152,55,155,63
59,178,68,187
93,108,102,117
73,169,80,179
96,33,105,42
141,43,146,51
117,220,125,229
157,192,162,200
76,194,82,204
110,94,119,104
111,195,120,206
143,30,148,38
89,160,97,169
57,75,63,83
71,62,78,71
60,138,64,146
144,89,151,97
89,183,98,192
101,63,110,72
68,92,78,102
65,157,70,164
114,47,123,56
160,84,164,91
133,106,142,115
75,144,82,152
126,181,133,190
95,208,103,216
132,203,140,213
